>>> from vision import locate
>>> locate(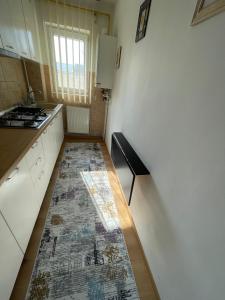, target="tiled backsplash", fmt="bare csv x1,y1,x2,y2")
0,56,27,111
